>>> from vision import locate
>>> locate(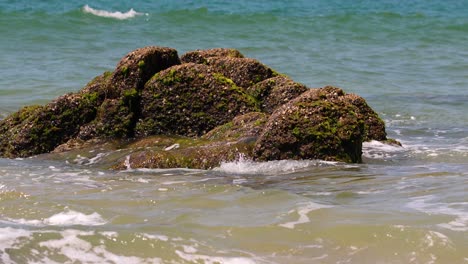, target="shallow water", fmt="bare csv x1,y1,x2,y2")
1,1,467,263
